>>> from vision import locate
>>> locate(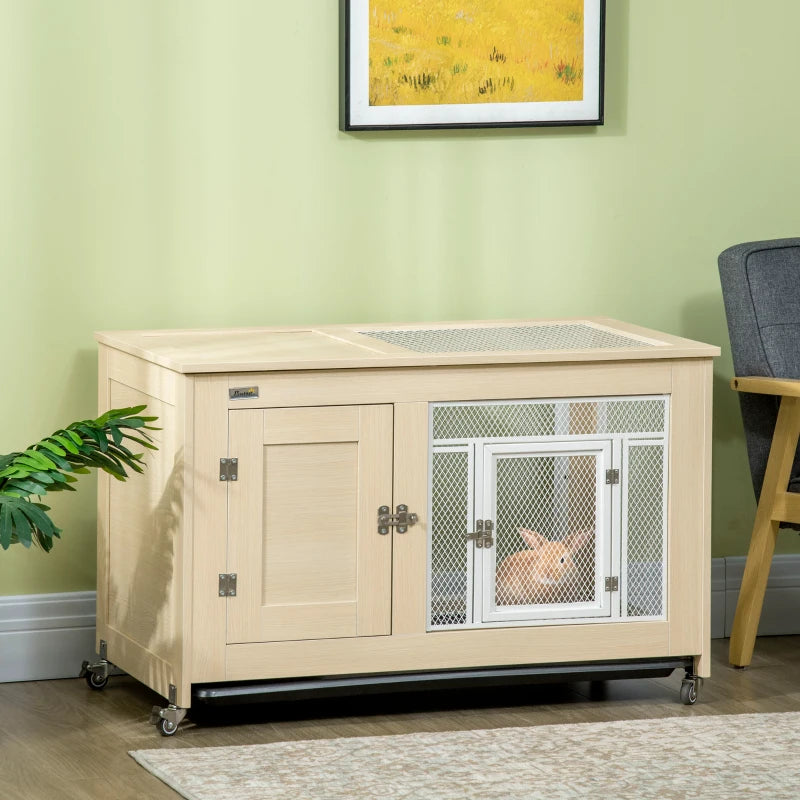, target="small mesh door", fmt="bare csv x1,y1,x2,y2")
480,441,612,623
